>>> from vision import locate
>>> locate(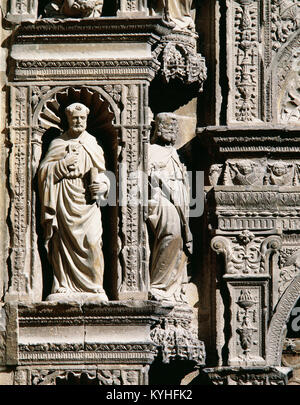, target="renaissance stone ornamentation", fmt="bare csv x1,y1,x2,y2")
38,103,110,301
44,0,104,18
265,161,294,186
149,0,196,32
147,113,192,302
224,160,262,186
2,0,300,387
